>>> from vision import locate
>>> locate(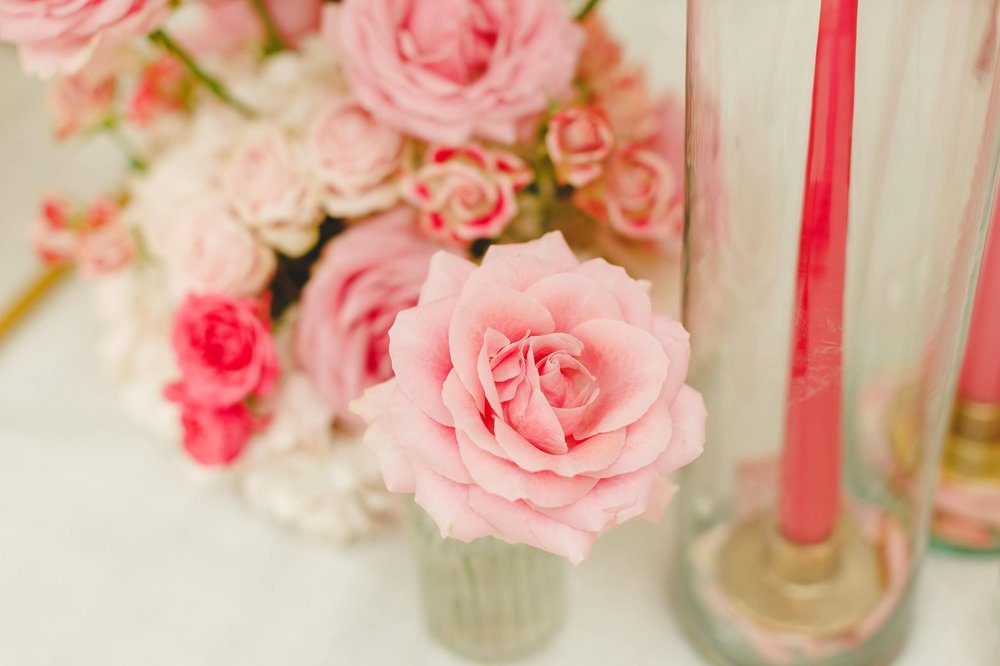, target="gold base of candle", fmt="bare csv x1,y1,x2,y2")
0,264,70,345
718,515,883,638
943,399,1000,483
